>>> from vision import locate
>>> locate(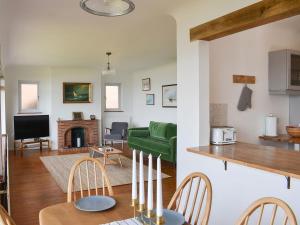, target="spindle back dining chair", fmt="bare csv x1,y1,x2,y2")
0,205,16,225
67,157,114,203
168,172,212,225
236,197,297,225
